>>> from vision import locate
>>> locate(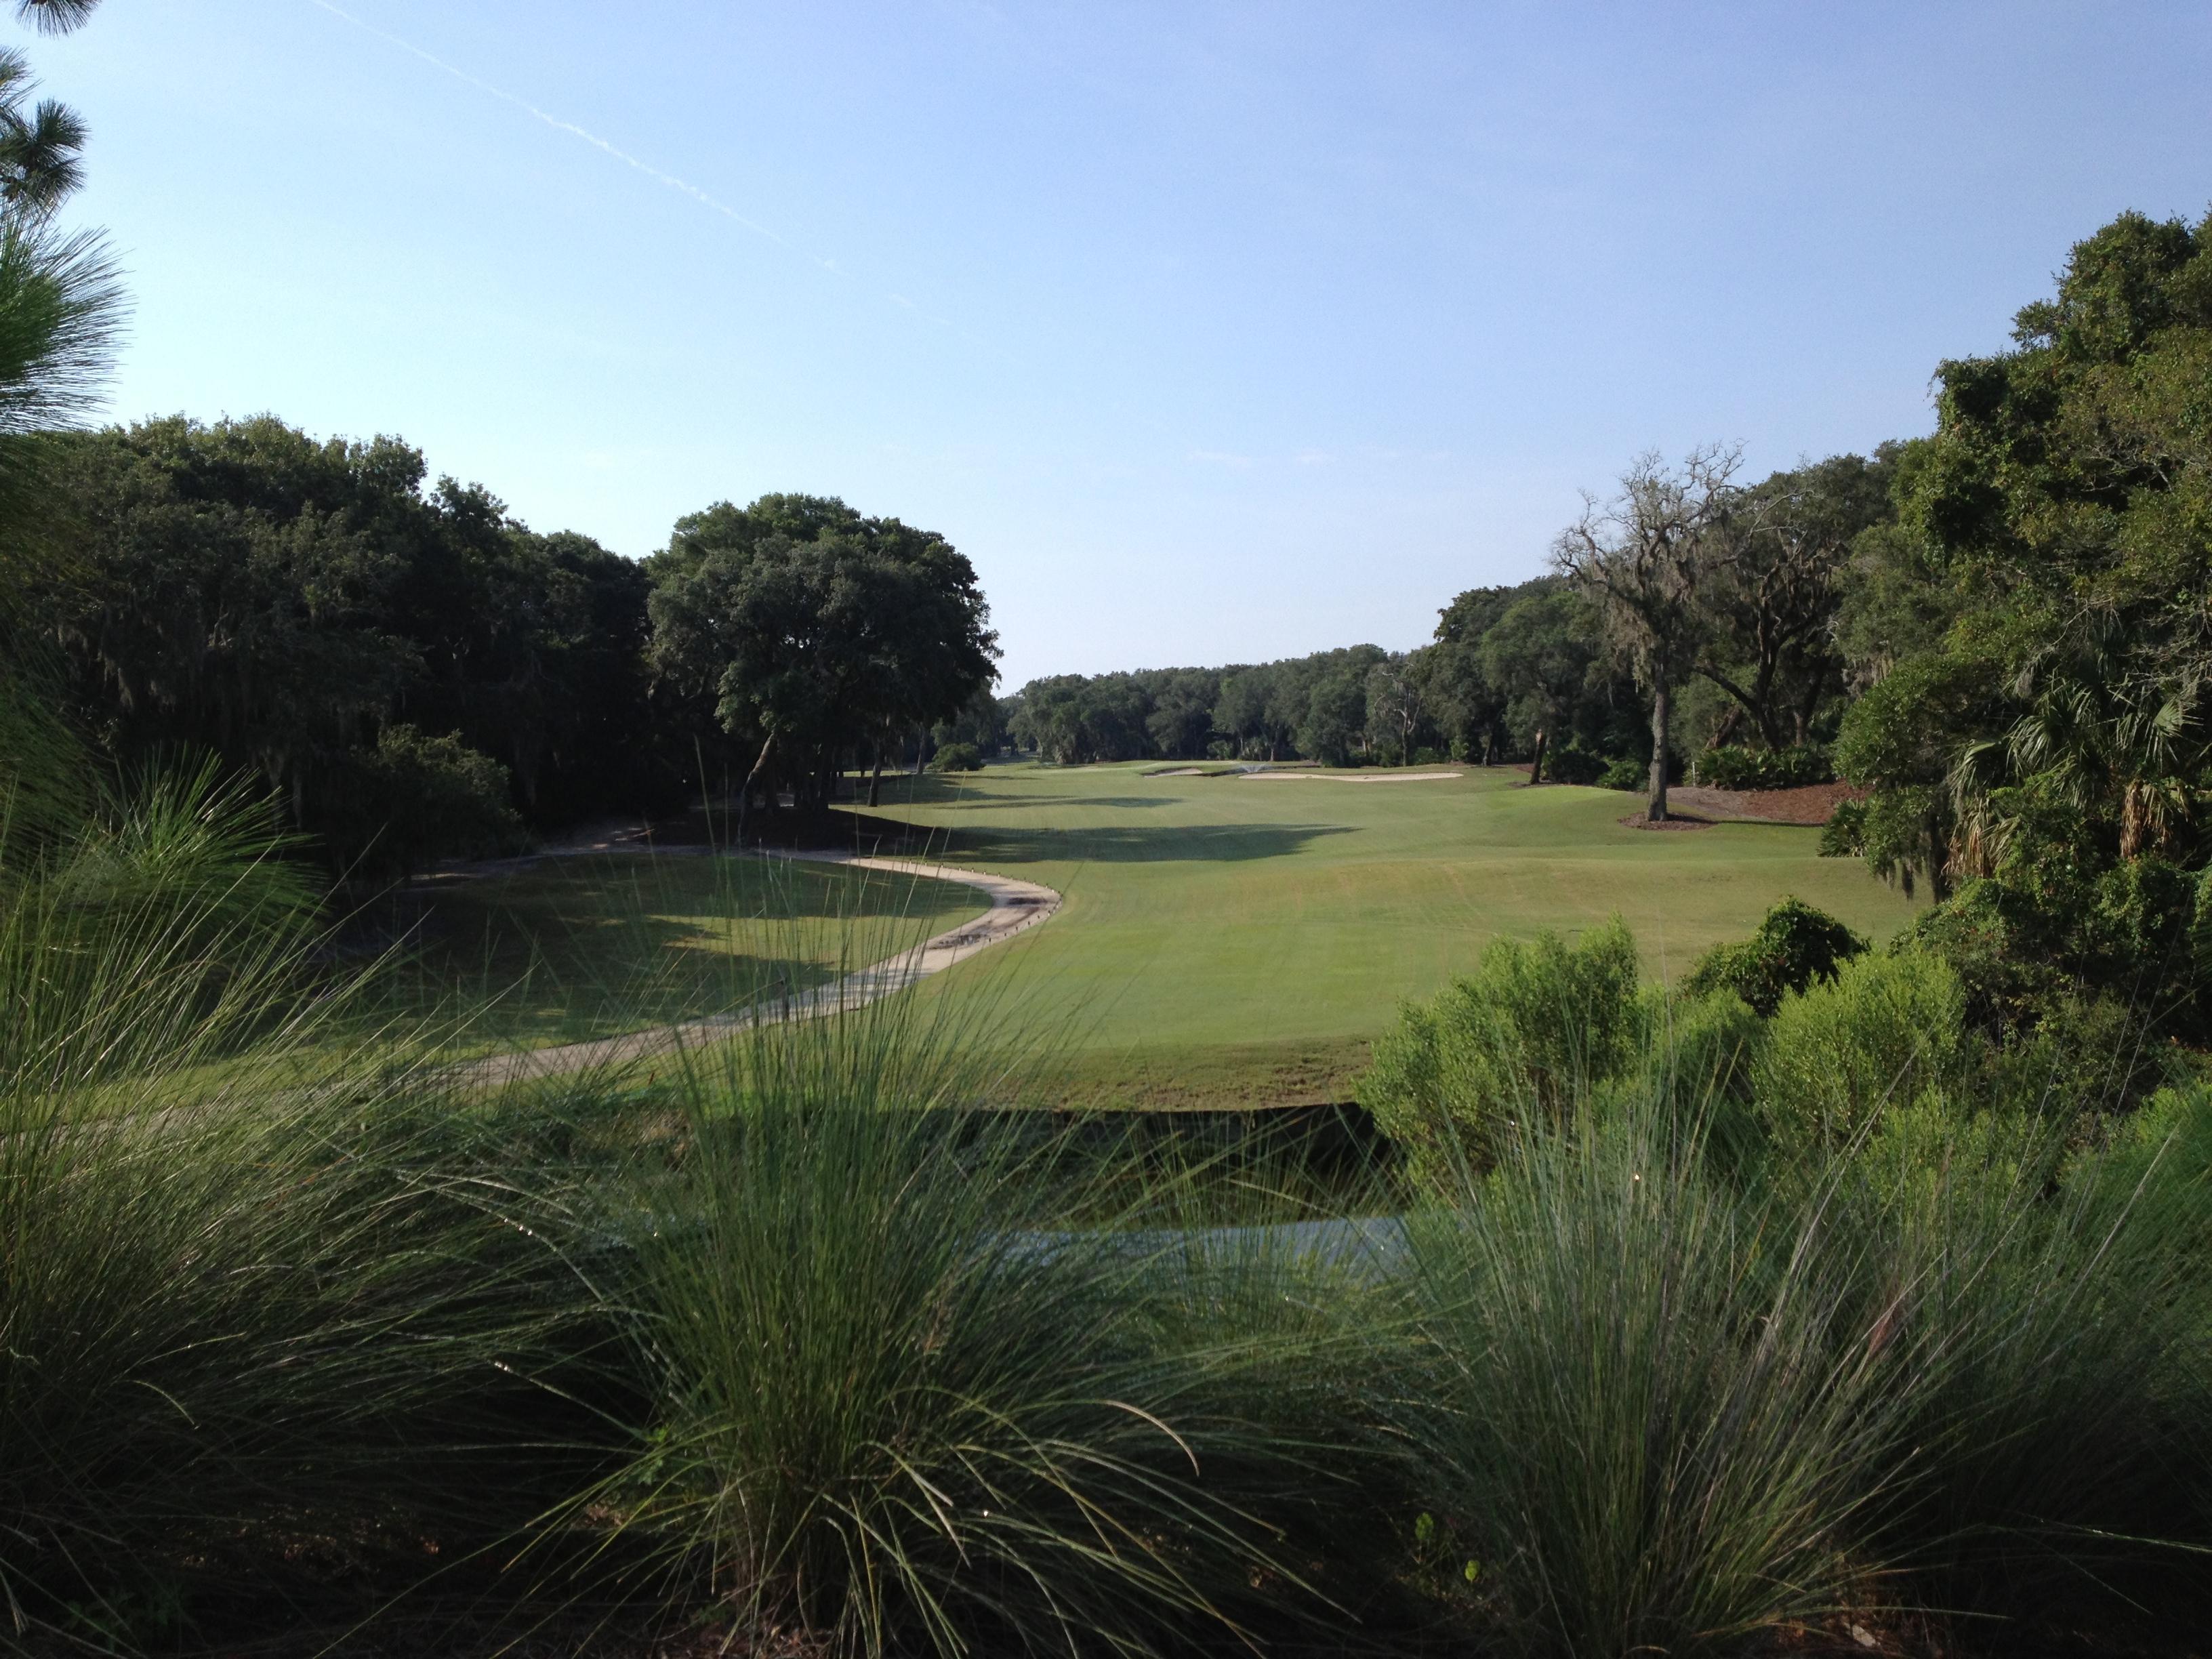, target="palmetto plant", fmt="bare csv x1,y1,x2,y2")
1947,604,2211,876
